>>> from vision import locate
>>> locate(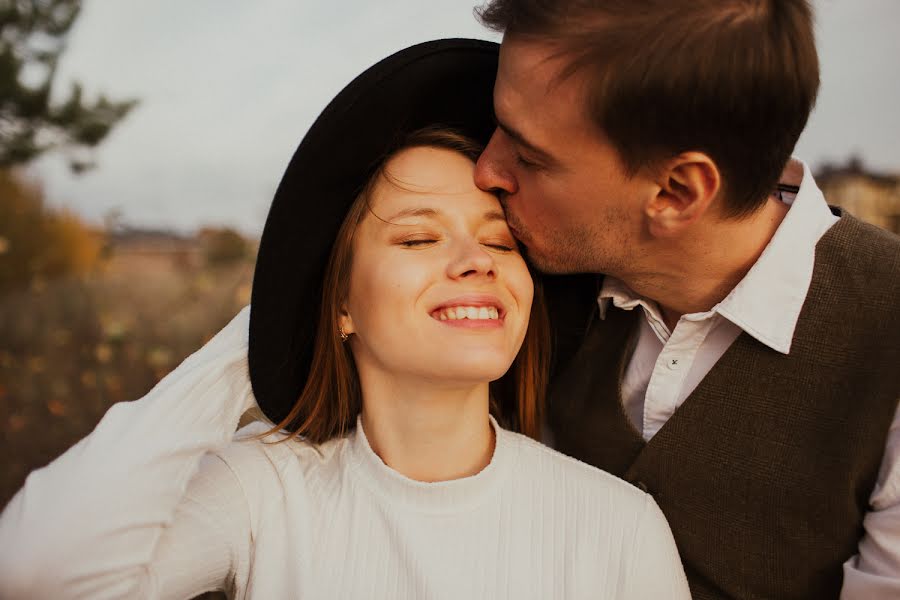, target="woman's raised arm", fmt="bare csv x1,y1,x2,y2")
0,306,257,599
